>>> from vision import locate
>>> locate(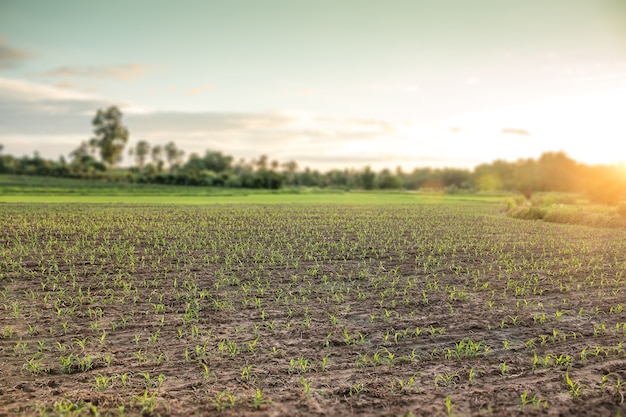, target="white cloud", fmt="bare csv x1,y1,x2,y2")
0,78,418,169
0,76,132,136
34,64,148,81
0,77,96,102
